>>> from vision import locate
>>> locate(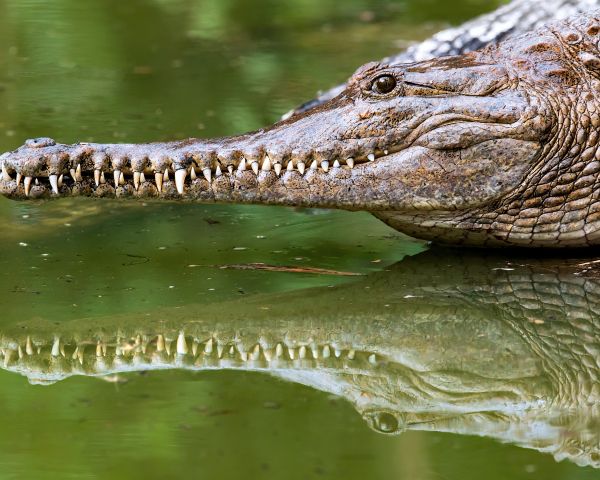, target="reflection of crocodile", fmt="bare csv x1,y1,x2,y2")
1,250,598,467
7,11,600,246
